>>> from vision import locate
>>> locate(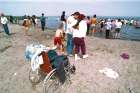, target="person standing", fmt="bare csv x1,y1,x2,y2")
22,16,31,35
9,16,13,24
111,20,116,38
100,20,104,32
90,14,97,36
72,14,88,60
105,19,112,39
0,13,10,36
32,15,36,27
32,15,38,31
66,12,80,56
35,16,38,27
60,11,66,23
115,19,122,39
40,13,46,31
34,16,39,32
53,23,64,53
60,11,66,40
86,16,91,36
